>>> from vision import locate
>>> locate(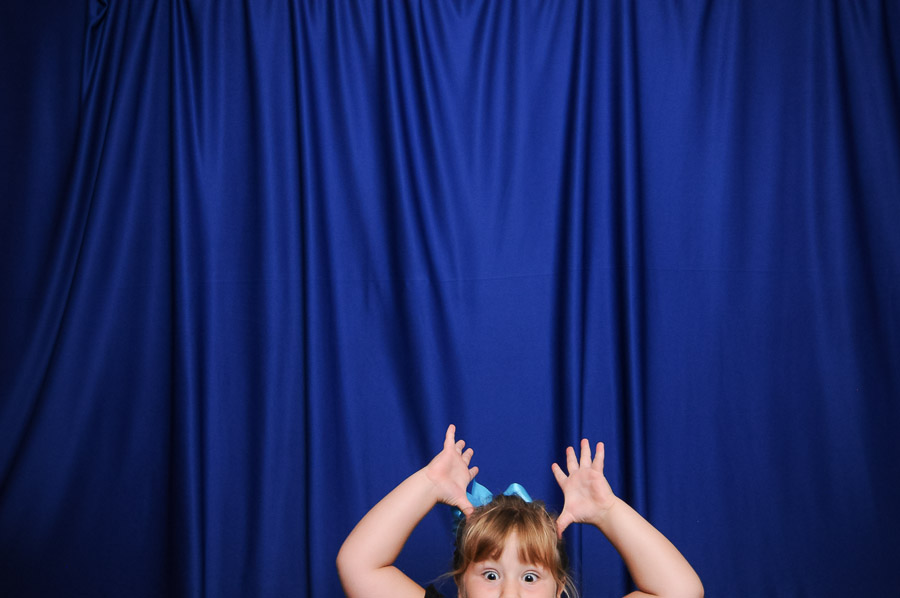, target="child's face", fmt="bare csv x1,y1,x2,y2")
461,532,562,598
